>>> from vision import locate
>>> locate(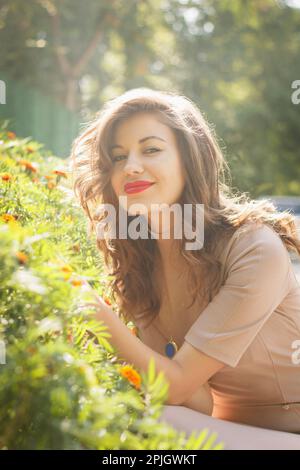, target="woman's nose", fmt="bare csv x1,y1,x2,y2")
123,153,144,174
